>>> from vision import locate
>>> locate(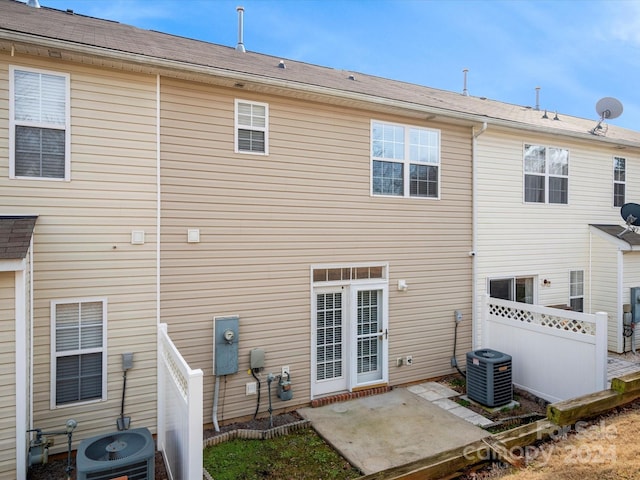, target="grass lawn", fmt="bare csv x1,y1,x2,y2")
203,427,361,480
